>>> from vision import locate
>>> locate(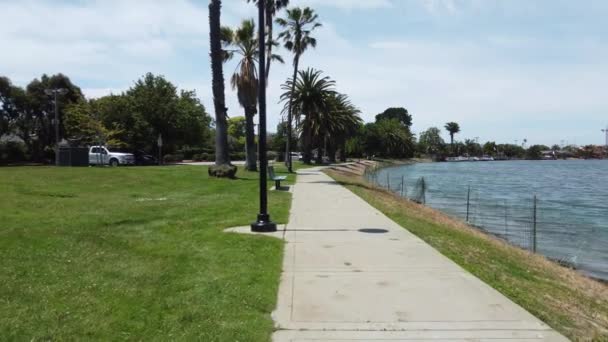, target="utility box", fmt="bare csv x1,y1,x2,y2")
58,147,89,166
